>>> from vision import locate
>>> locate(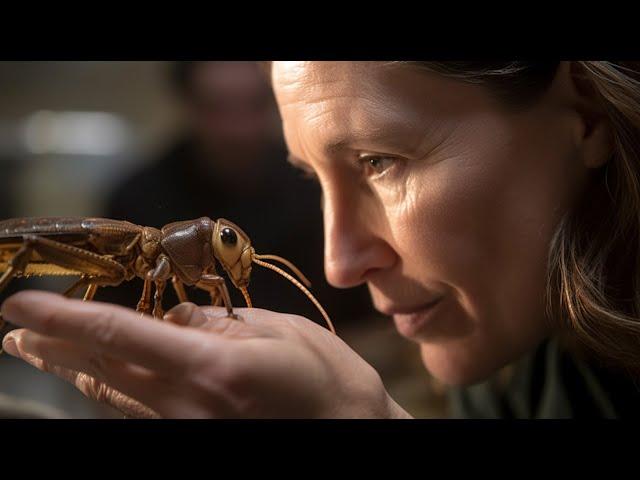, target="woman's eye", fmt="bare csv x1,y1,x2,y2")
359,155,396,177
